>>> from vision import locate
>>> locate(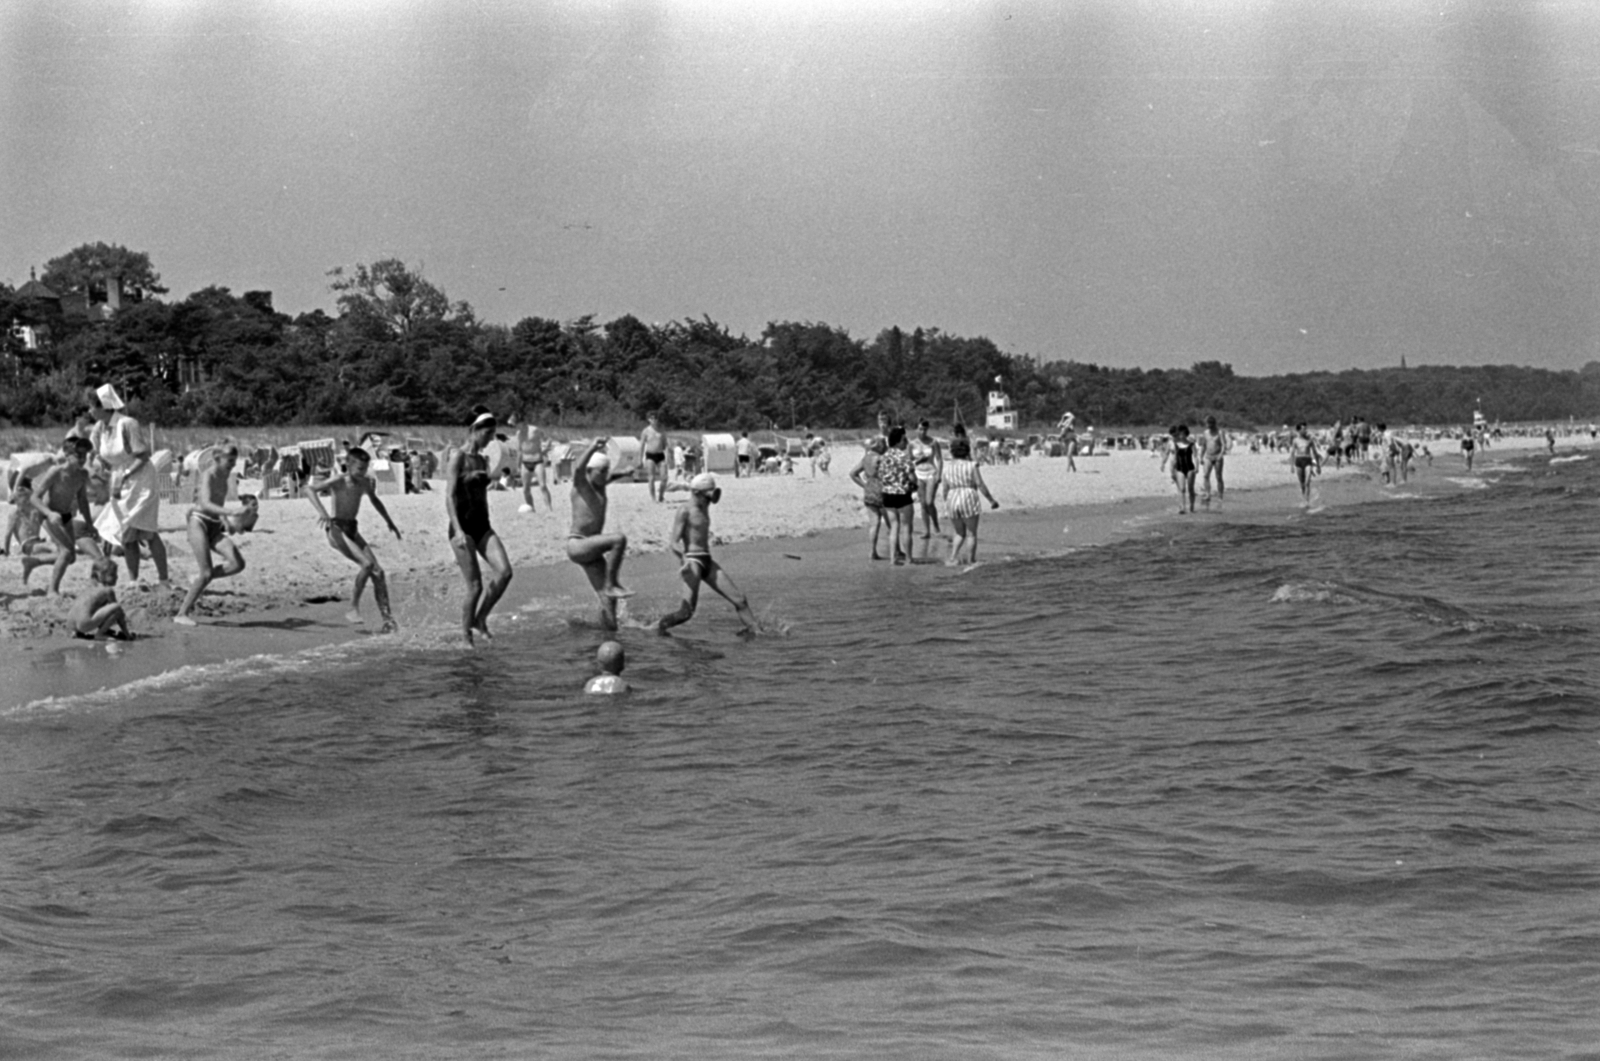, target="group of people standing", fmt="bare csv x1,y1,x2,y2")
850,416,999,566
